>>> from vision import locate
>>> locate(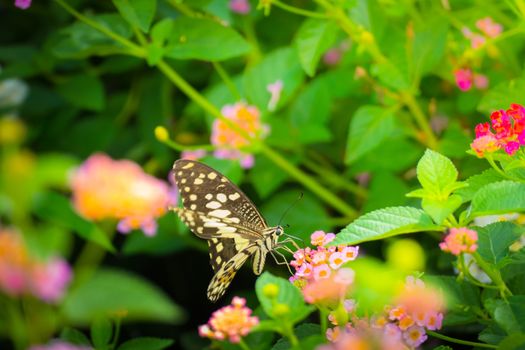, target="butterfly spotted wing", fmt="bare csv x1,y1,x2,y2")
171,159,279,301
